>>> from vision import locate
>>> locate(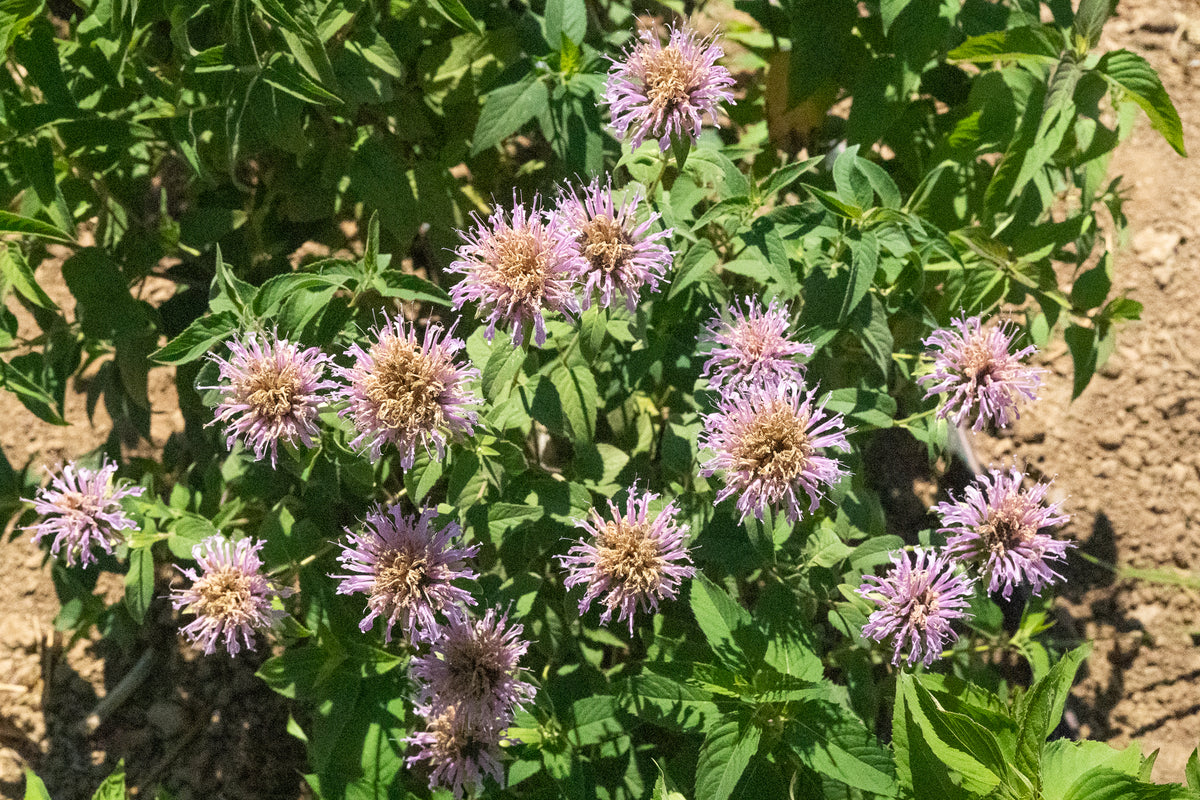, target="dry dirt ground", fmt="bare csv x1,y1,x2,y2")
0,1,1198,797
